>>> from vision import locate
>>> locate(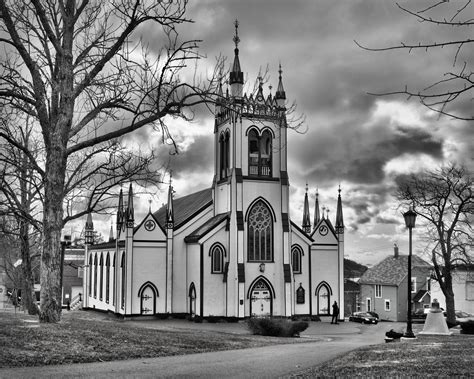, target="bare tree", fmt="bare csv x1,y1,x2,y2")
0,0,220,322
355,1,474,121
396,164,473,325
